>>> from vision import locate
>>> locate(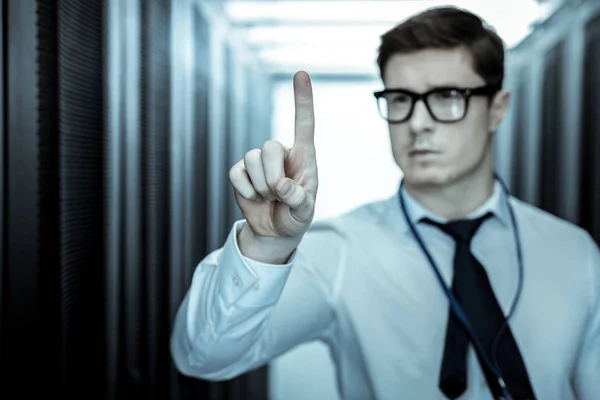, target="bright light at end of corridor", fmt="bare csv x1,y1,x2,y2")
226,0,555,75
